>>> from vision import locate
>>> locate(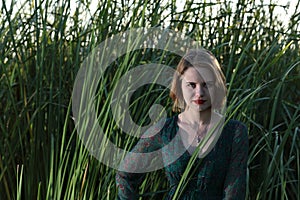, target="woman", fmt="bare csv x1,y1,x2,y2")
116,49,249,199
